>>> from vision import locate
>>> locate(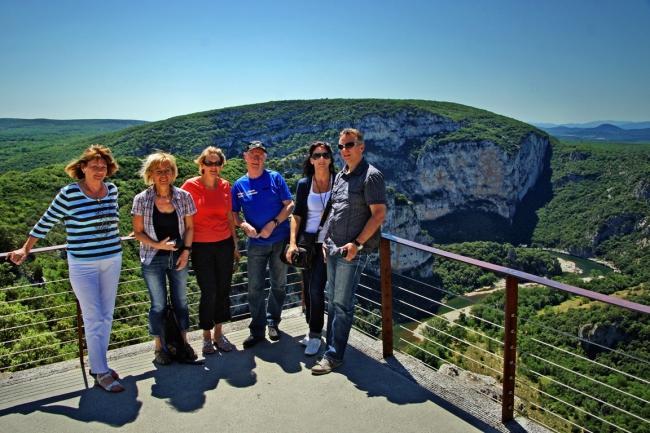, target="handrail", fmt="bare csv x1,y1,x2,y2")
377,232,650,427
381,232,650,314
